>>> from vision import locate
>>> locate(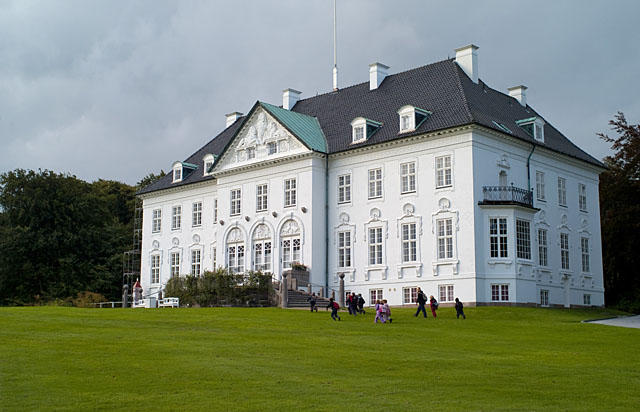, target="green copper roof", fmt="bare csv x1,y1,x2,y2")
260,102,328,153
